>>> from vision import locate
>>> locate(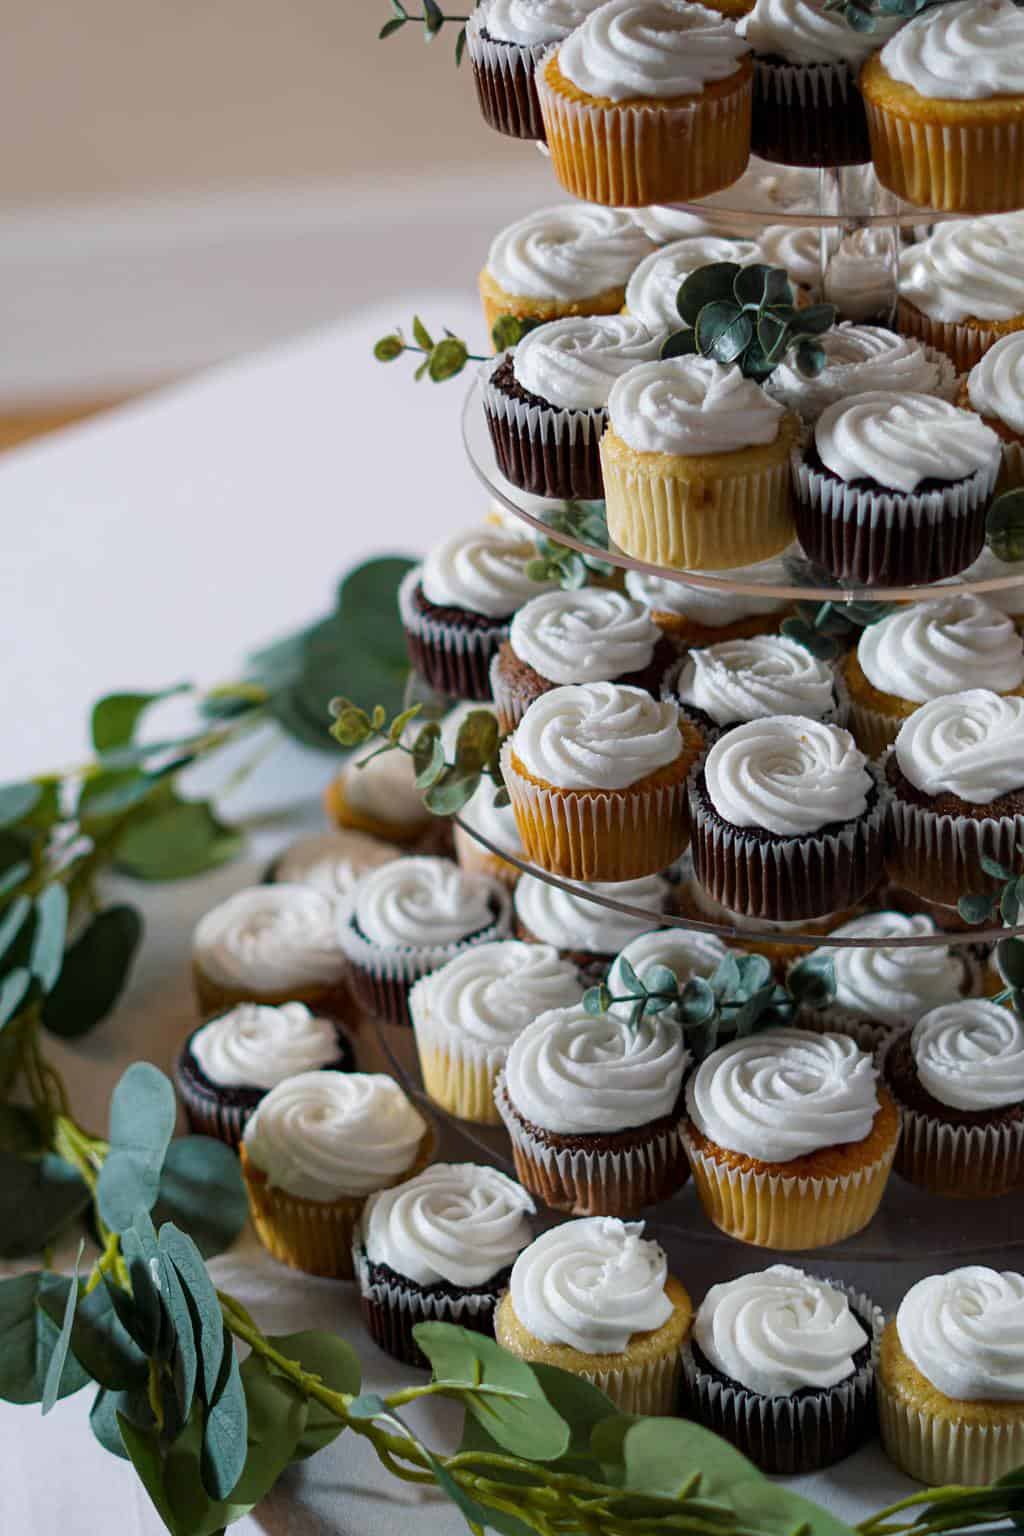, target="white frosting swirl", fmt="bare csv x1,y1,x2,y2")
759,226,821,294
894,688,1024,802
961,545,1024,619
504,1001,689,1131
512,681,683,790
899,214,1024,324
631,205,729,242
879,0,1024,102
411,940,583,1050
420,526,553,618
242,1071,427,1199
509,1217,674,1353
511,314,661,410
485,203,653,301
485,0,601,45
193,885,345,993
766,324,957,422
608,357,785,456
737,0,902,63
189,1003,341,1090
557,0,750,102
687,1028,880,1161
361,1163,534,1287
624,237,762,333
274,830,399,902
911,1000,1024,1110
625,557,791,625
338,746,429,830
675,635,837,727
814,912,963,1027
814,390,1000,494
608,927,730,1017
857,596,1024,701
824,228,897,322
703,716,872,836
458,778,526,857
515,872,671,952
352,857,500,949
510,589,659,684
897,1268,1024,1401
968,331,1024,434
695,1266,869,1396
